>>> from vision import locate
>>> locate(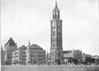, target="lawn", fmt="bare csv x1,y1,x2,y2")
1,65,99,71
